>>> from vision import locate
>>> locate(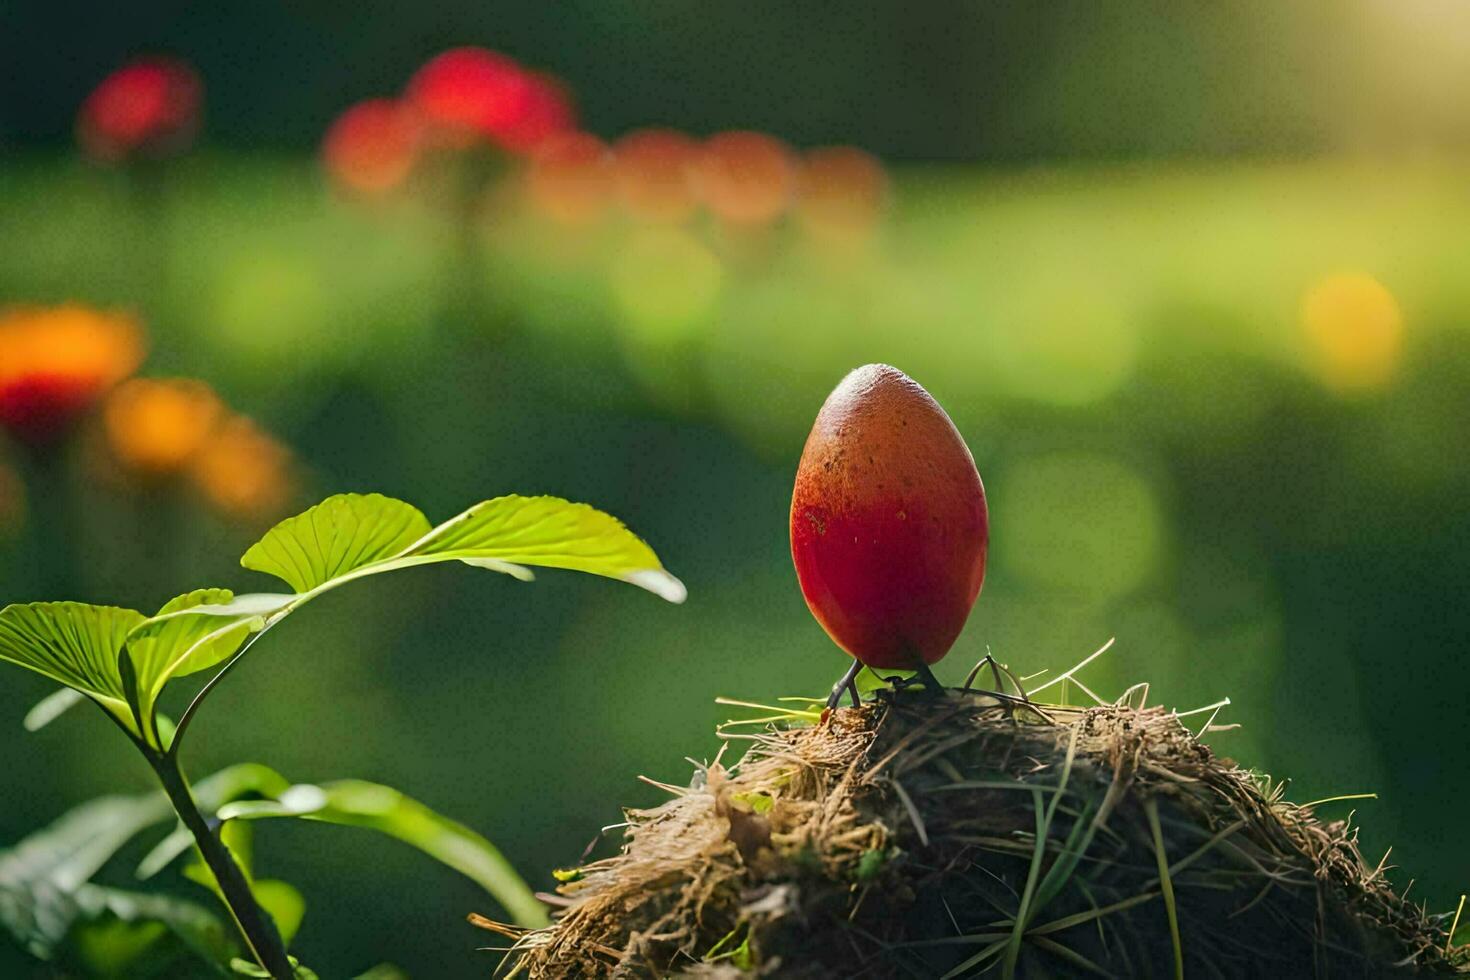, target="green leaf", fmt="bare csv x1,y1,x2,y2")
352,965,409,980
856,666,914,697
241,492,685,603
124,590,260,746
0,794,175,960
250,881,304,948
0,603,146,736
182,821,304,948
403,494,685,601
23,688,87,732
0,795,173,901
114,493,682,758
217,779,549,928
120,493,682,752
183,822,255,897
2,766,293,972
240,493,432,594
63,884,234,974
231,955,318,979
854,848,887,882
65,914,172,977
